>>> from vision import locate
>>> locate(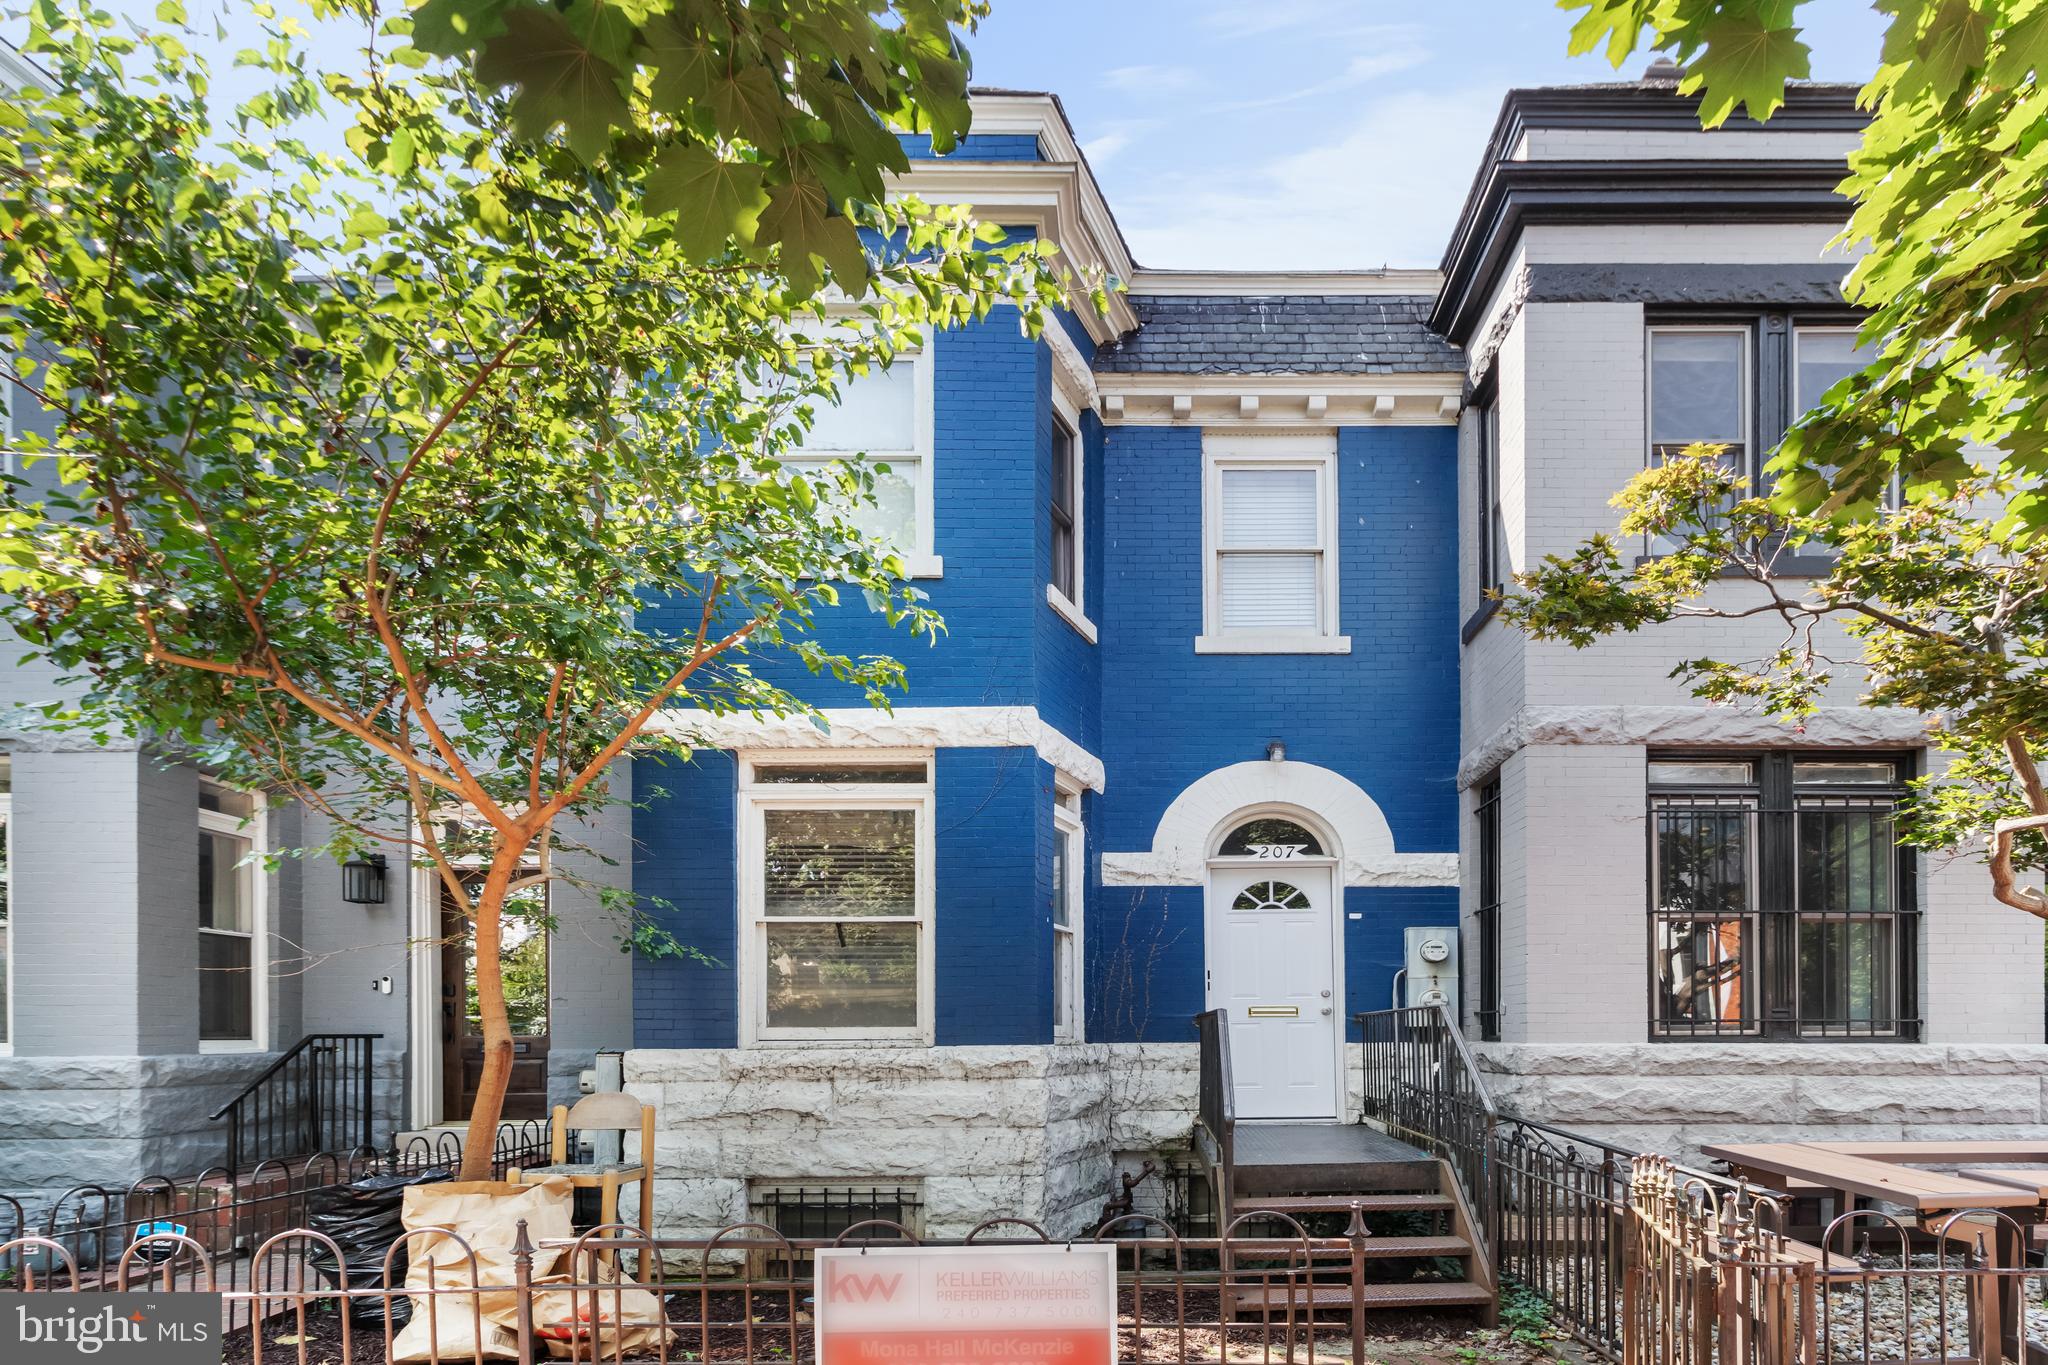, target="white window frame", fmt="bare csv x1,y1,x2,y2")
198,781,268,1053
778,343,941,579
1045,386,1097,643
738,751,935,1046
1196,434,1348,654
1052,780,1084,1043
